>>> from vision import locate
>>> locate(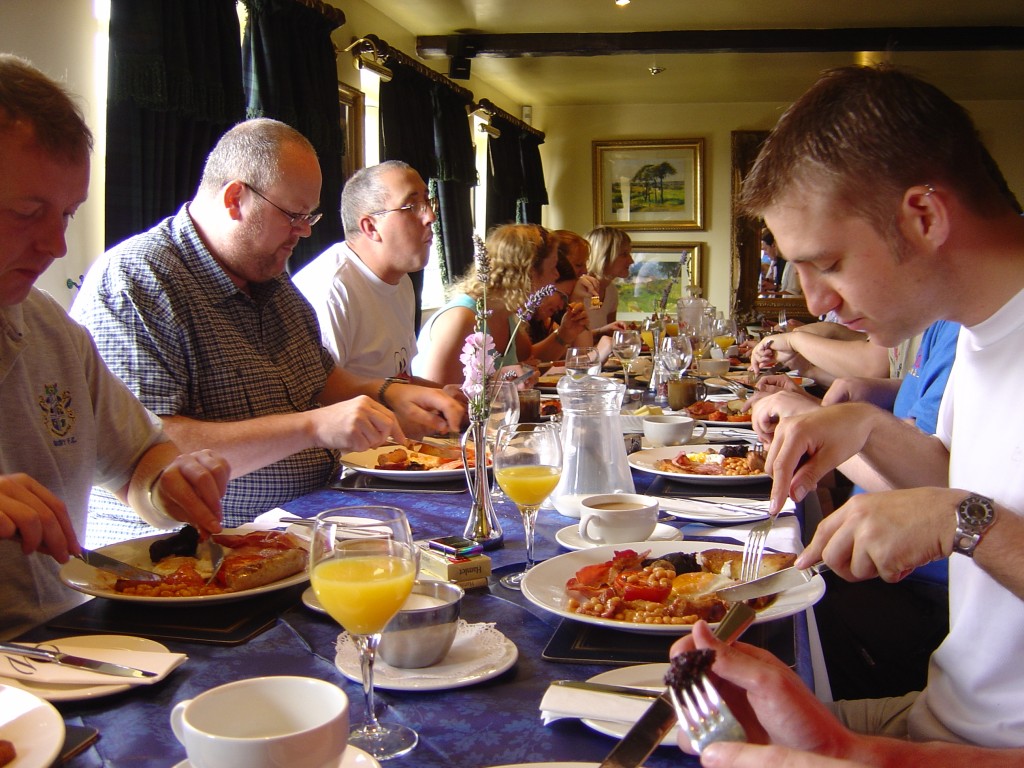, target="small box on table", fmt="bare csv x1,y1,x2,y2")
416,541,491,584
